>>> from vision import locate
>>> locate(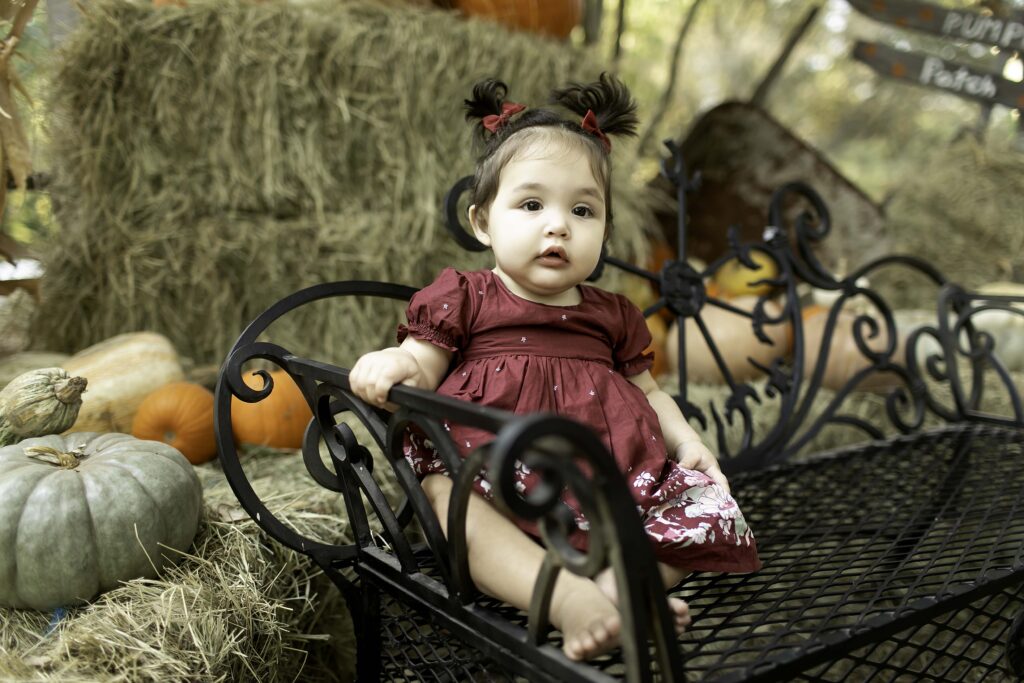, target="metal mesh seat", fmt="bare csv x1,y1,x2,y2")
372,423,1024,681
